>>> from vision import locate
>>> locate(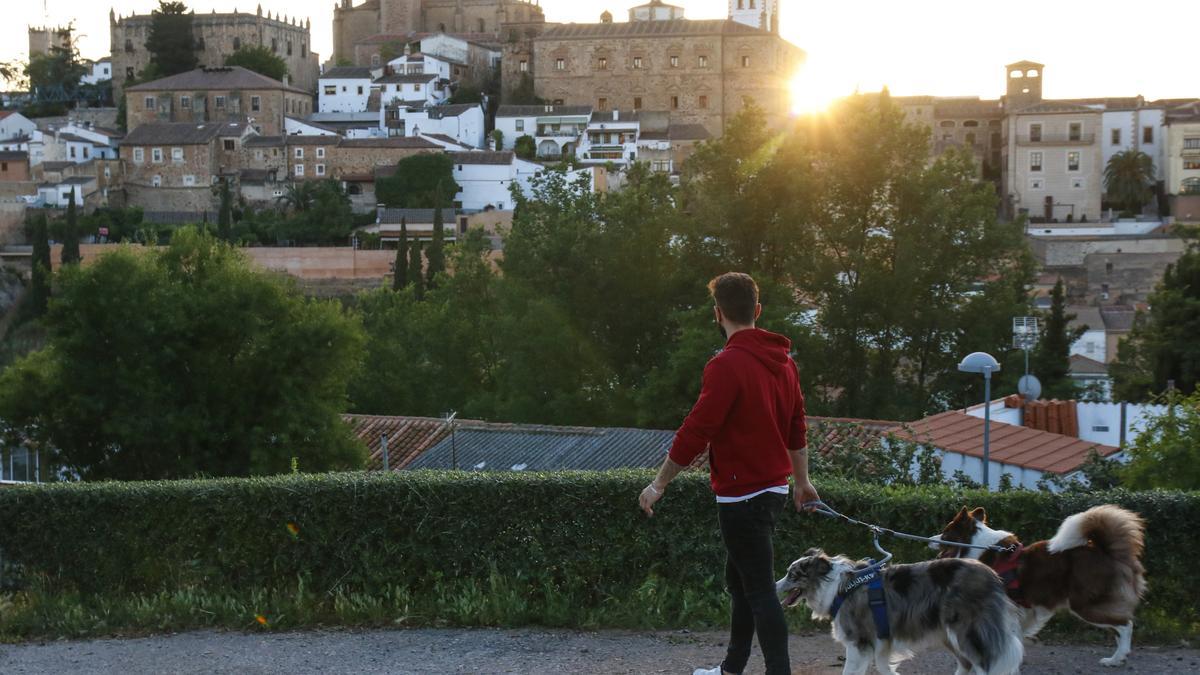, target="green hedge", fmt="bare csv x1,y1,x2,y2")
0,472,1196,639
